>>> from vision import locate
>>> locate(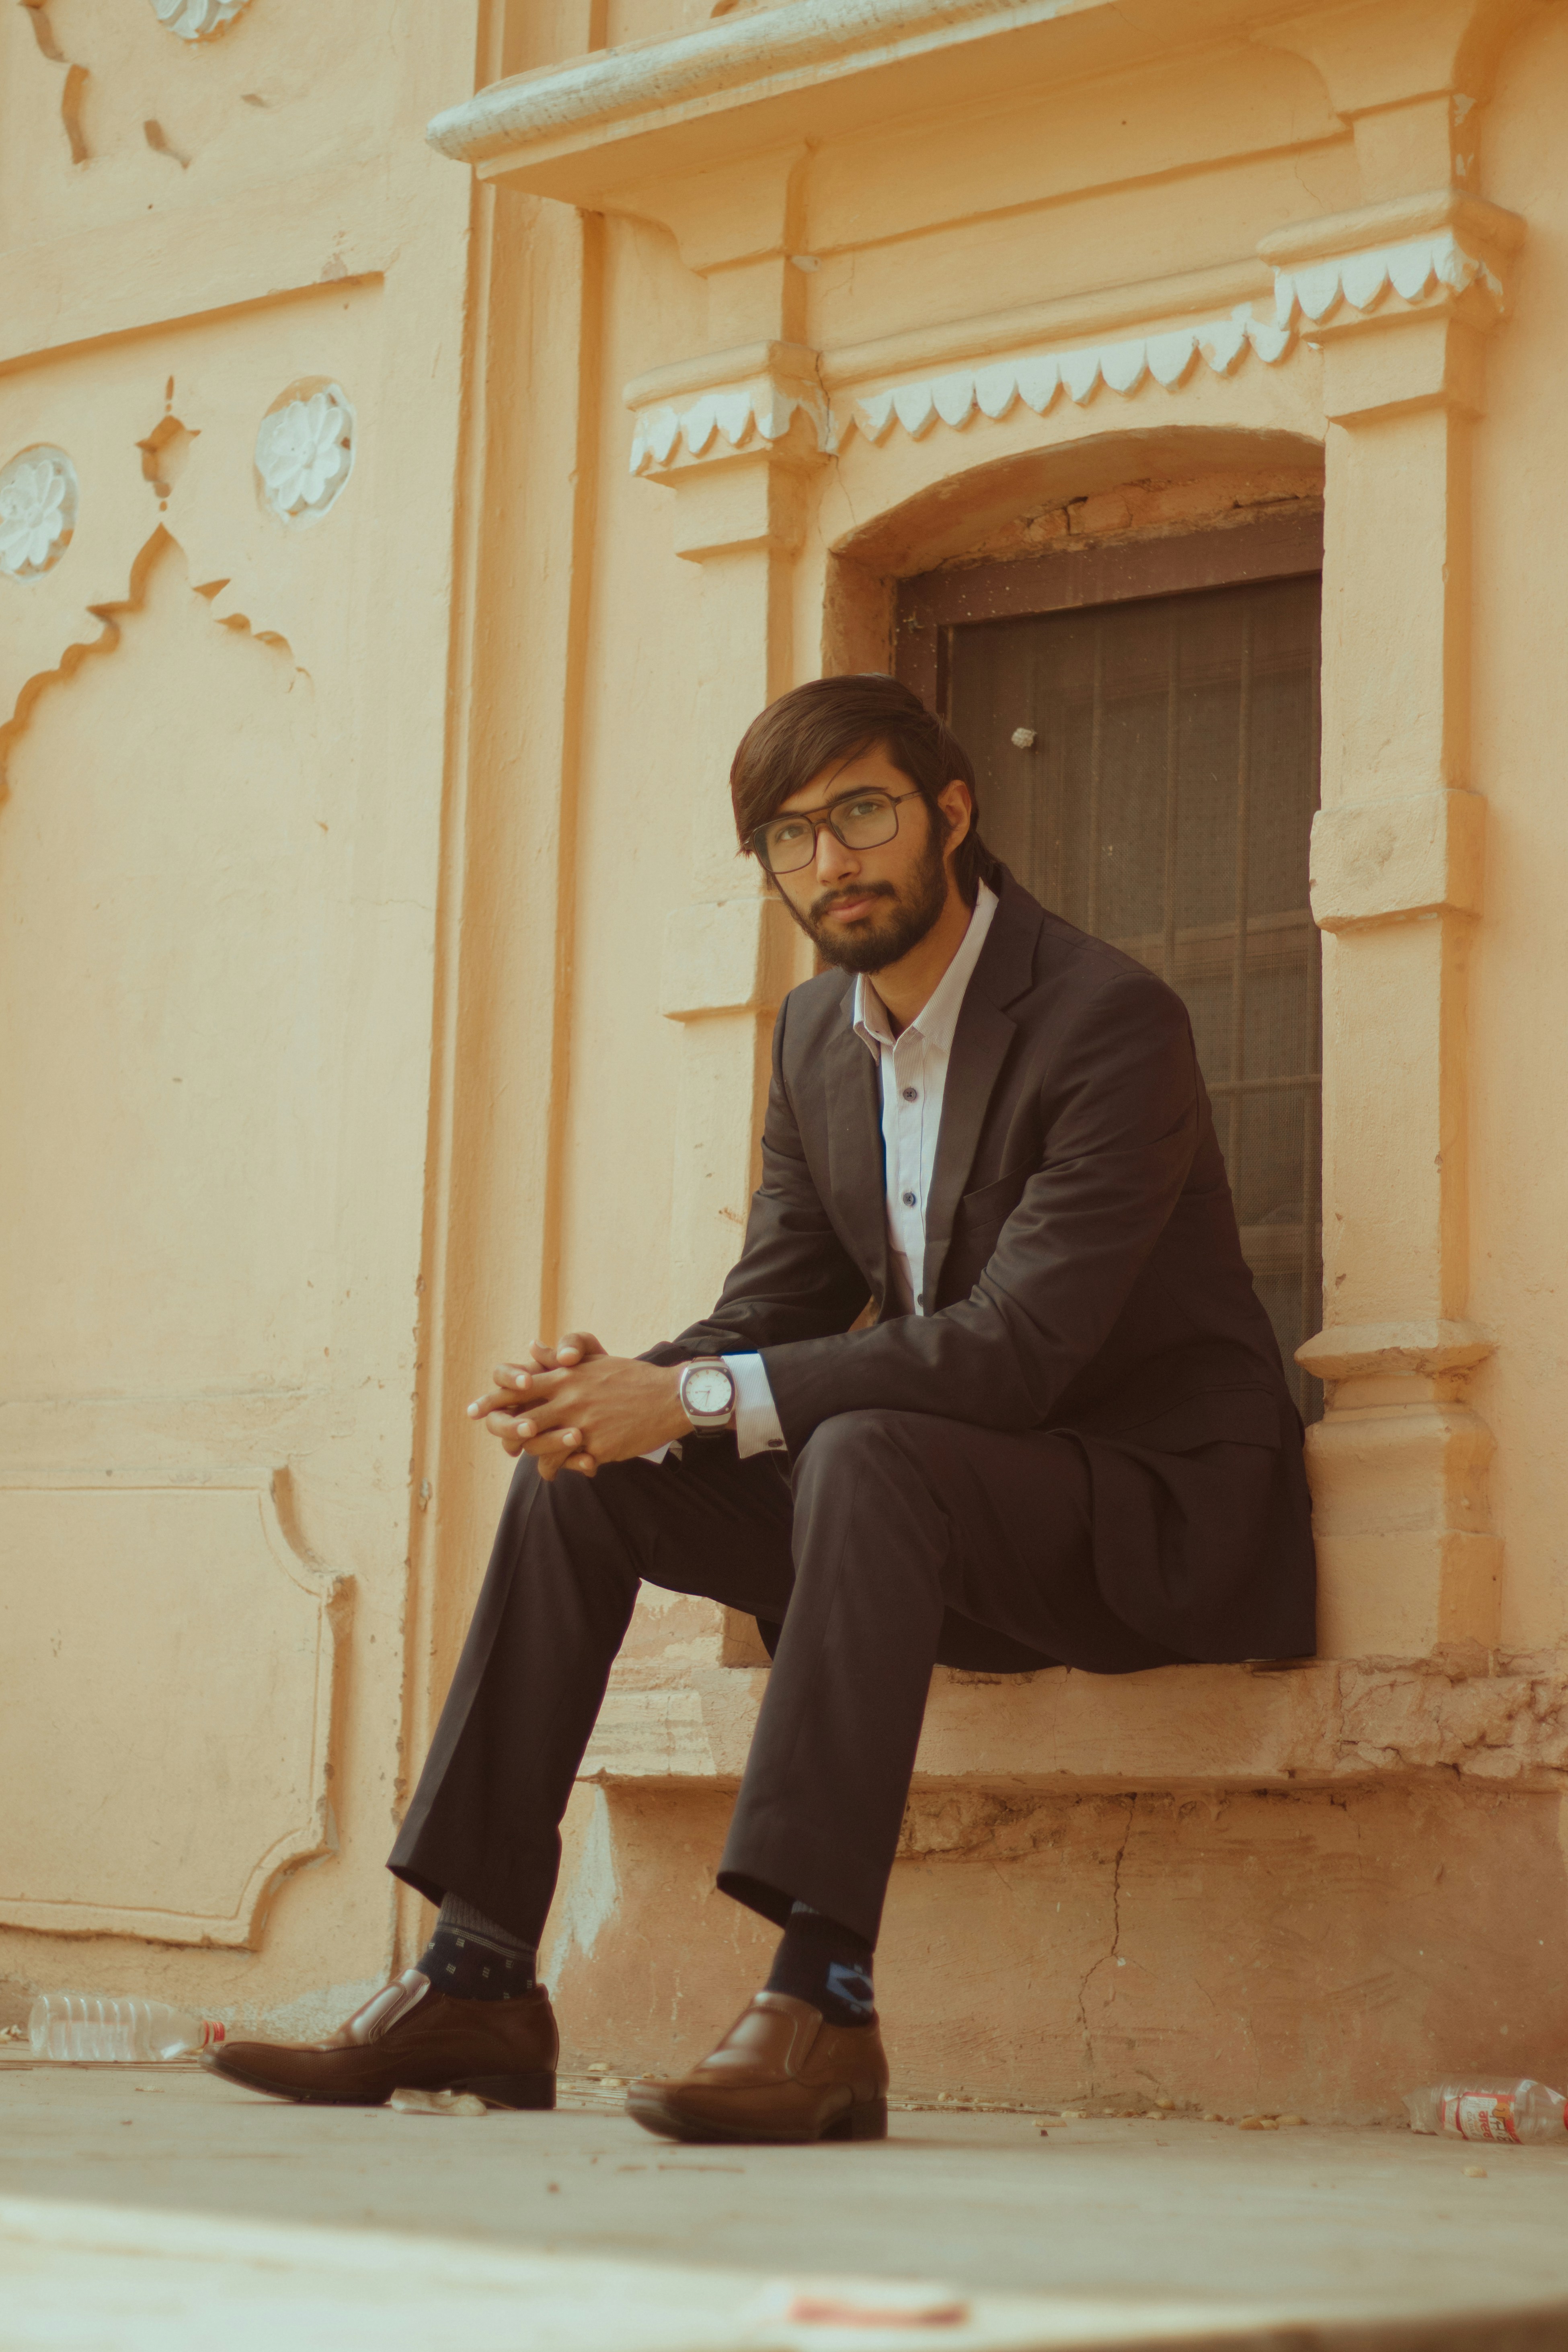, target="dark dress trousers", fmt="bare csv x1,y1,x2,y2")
391,868,1316,1948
